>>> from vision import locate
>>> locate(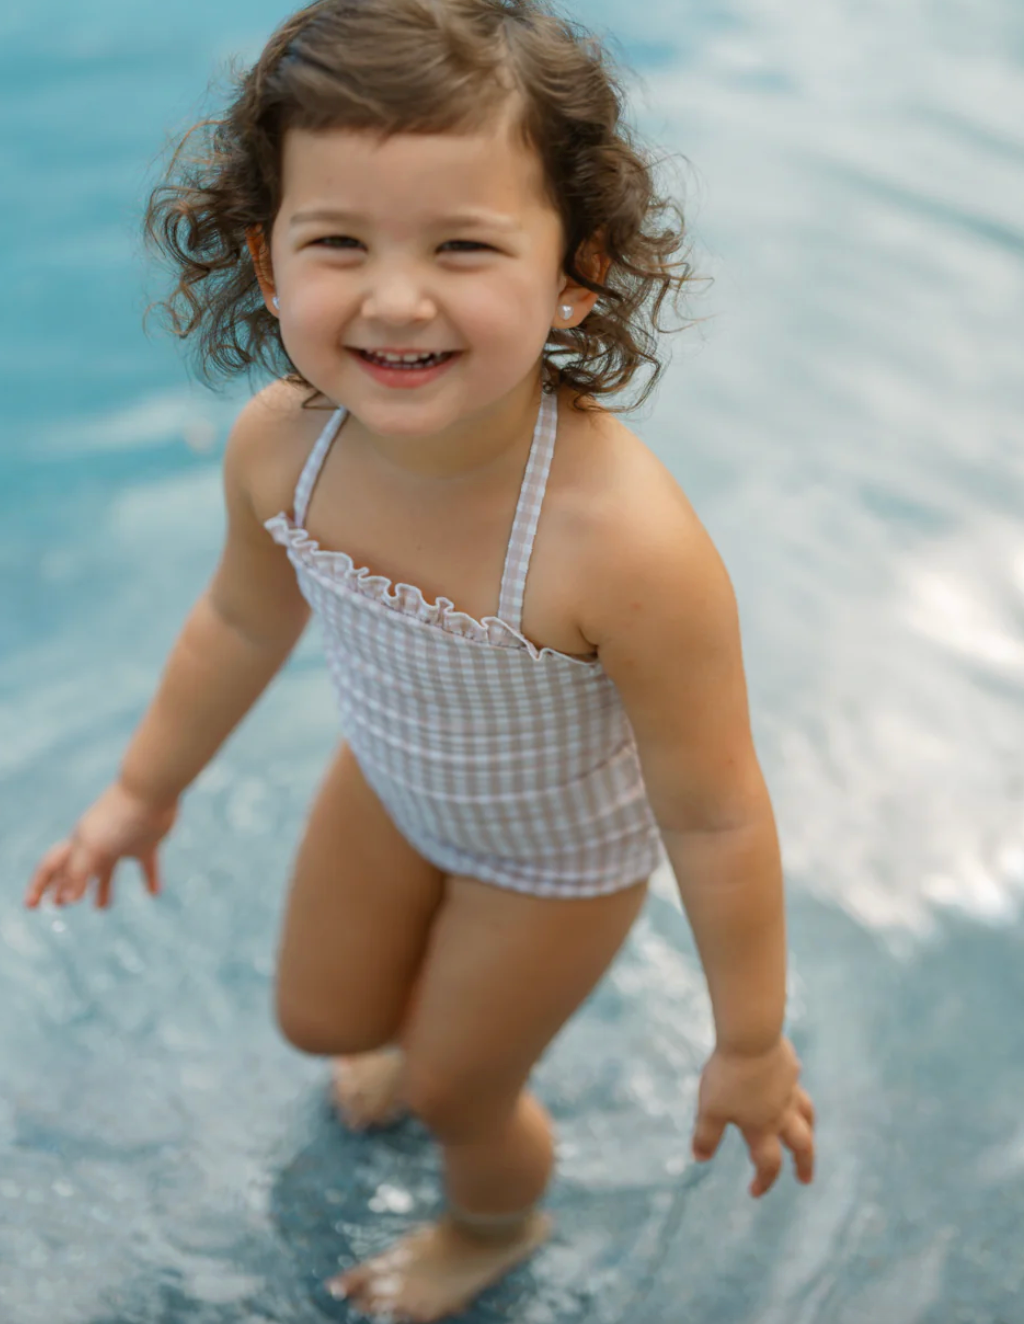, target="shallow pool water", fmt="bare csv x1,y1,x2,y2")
2,2,1023,1321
